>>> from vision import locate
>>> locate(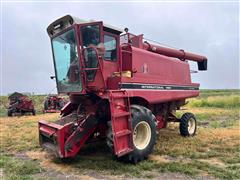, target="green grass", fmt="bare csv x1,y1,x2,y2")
0,154,43,180
0,113,59,153
46,128,239,180
176,106,239,128
52,150,240,179
190,160,240,180
199,89,240,98
52,147,199,177
187,95,240,108
0,89,239,179
186,89,240,108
